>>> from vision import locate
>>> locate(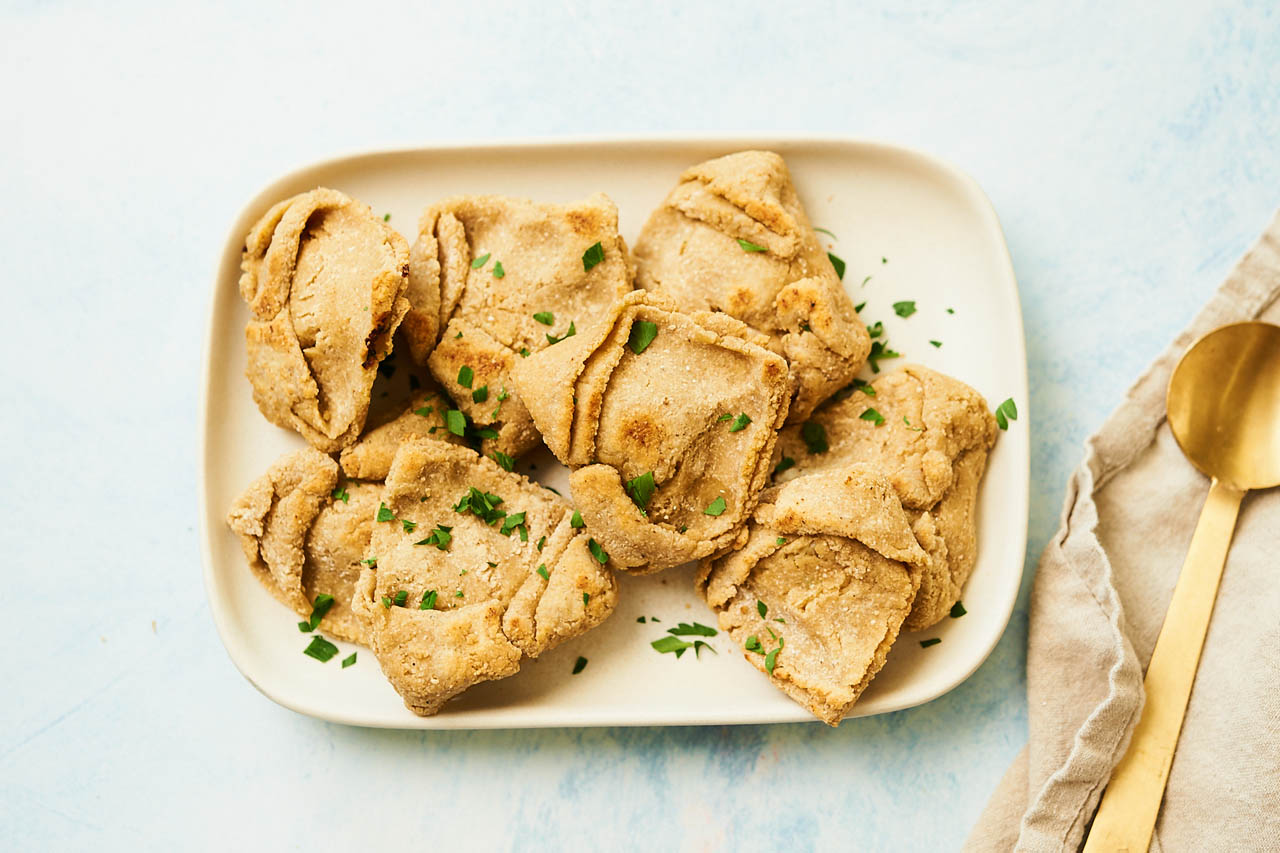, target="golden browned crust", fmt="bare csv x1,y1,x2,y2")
225,447,373,645
404,193,635,458
351,439,617,716
774,363,998,628
632,151,869,423
512,291,792,574
697,466,927,726
238,188,411,452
